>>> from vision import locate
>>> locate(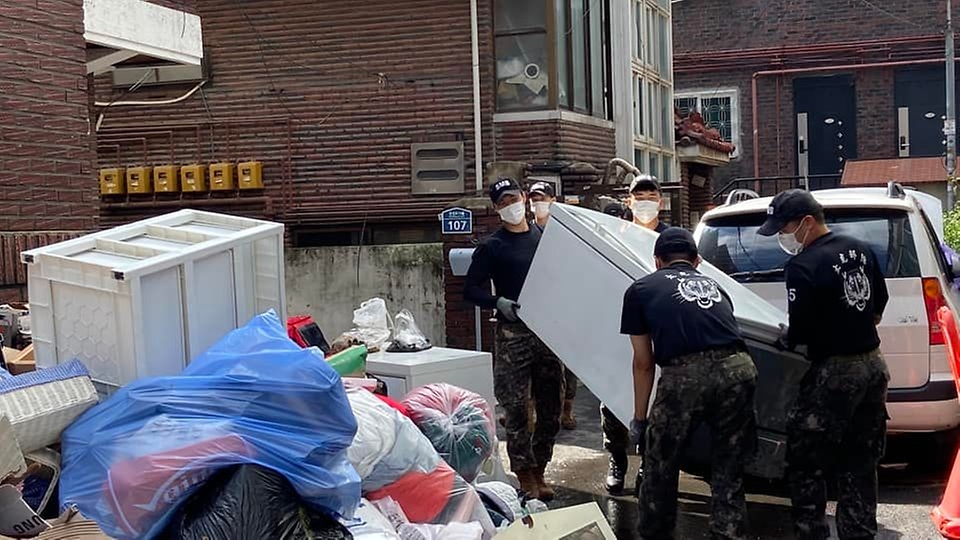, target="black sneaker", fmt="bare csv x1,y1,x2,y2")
605,454,627,494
